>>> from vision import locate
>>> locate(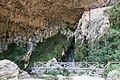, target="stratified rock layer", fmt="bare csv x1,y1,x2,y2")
0,0,116,52
0,0,113,25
